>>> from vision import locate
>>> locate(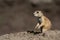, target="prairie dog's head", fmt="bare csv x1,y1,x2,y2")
33,11,43,17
